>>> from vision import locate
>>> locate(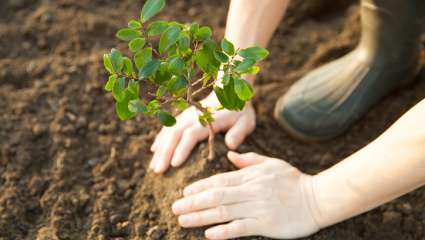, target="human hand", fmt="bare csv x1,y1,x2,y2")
172,151,320,239
150,94,256,174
